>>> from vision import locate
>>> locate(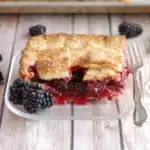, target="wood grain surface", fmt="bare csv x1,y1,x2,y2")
0,6,150,14
0,15,72,150
111,14,150,150
0,0,150,13
0,15,17,114
0,14,150,150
